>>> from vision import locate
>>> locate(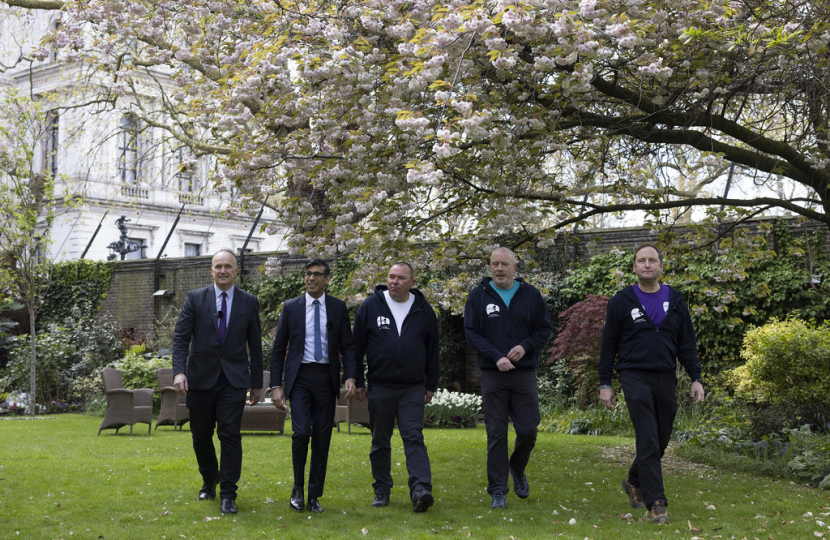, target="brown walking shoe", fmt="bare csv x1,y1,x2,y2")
649,500,669,524
621,478,645,509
